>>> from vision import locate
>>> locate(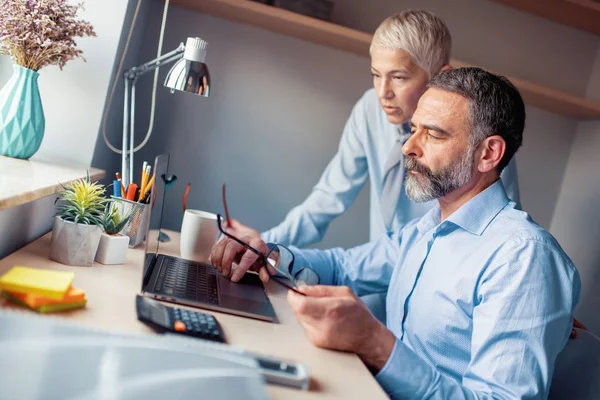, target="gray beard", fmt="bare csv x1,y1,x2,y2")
404,146,475,203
